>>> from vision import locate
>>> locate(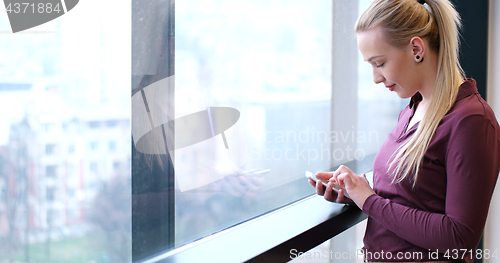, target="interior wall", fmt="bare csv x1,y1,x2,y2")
484,0,500,261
